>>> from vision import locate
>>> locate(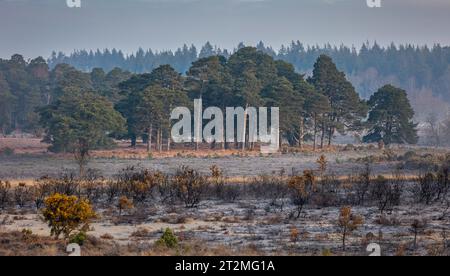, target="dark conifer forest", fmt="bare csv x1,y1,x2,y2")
47,42,450,110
